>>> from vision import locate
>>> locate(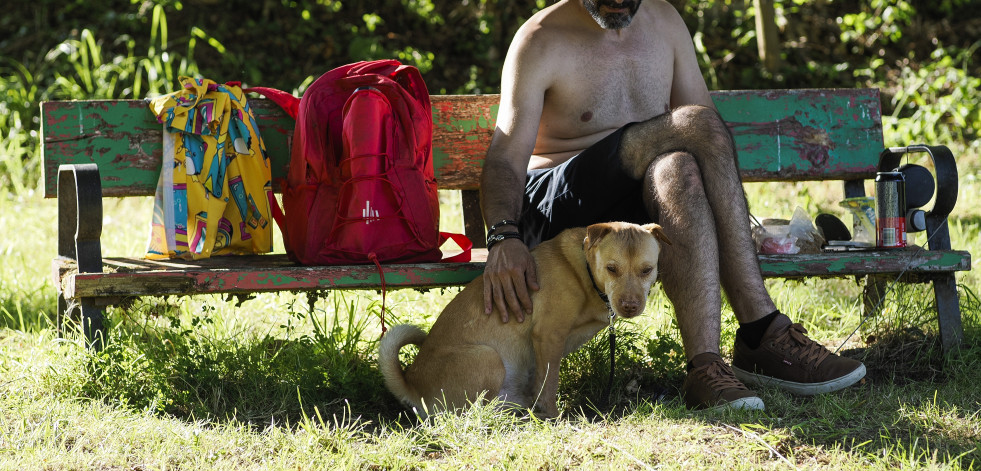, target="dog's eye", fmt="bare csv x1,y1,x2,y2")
606,265,618,275
641,267,654,276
